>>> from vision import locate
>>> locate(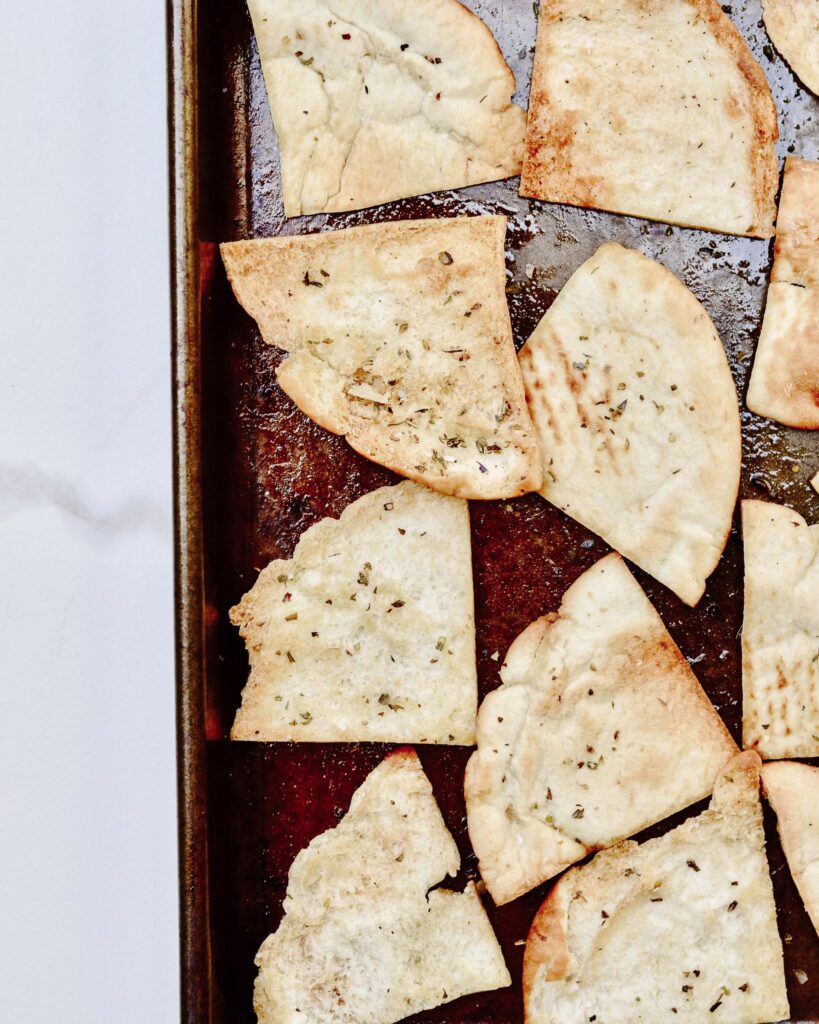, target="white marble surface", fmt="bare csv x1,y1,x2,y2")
0,2,178,1020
